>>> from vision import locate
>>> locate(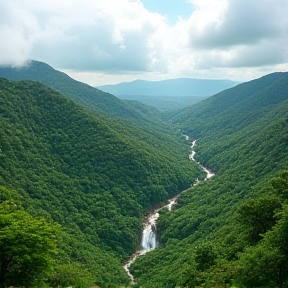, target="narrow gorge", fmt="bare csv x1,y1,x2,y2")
124,138,215,283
